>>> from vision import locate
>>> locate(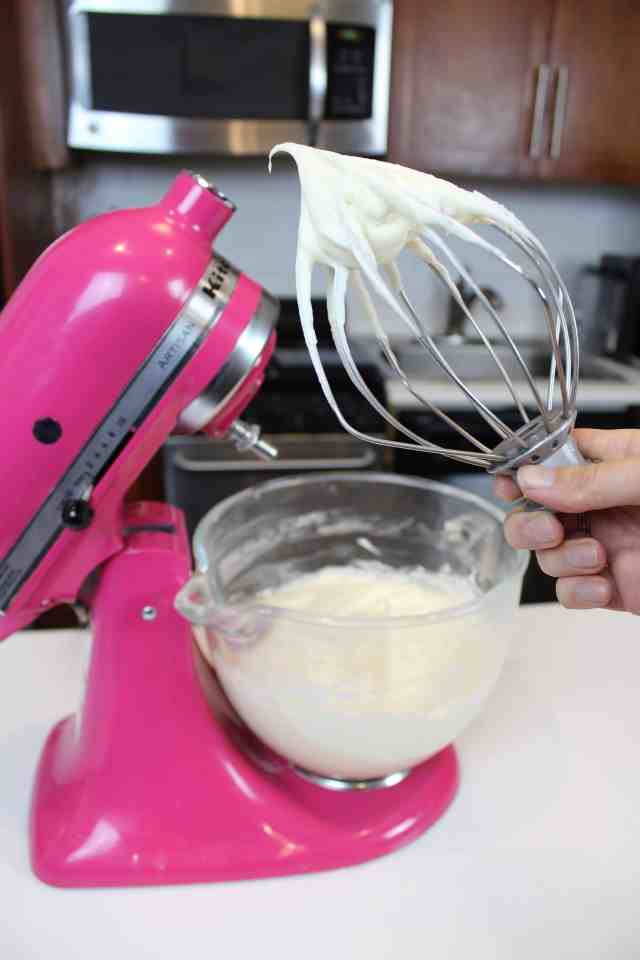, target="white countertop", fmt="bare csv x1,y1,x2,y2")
1,605,639,959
